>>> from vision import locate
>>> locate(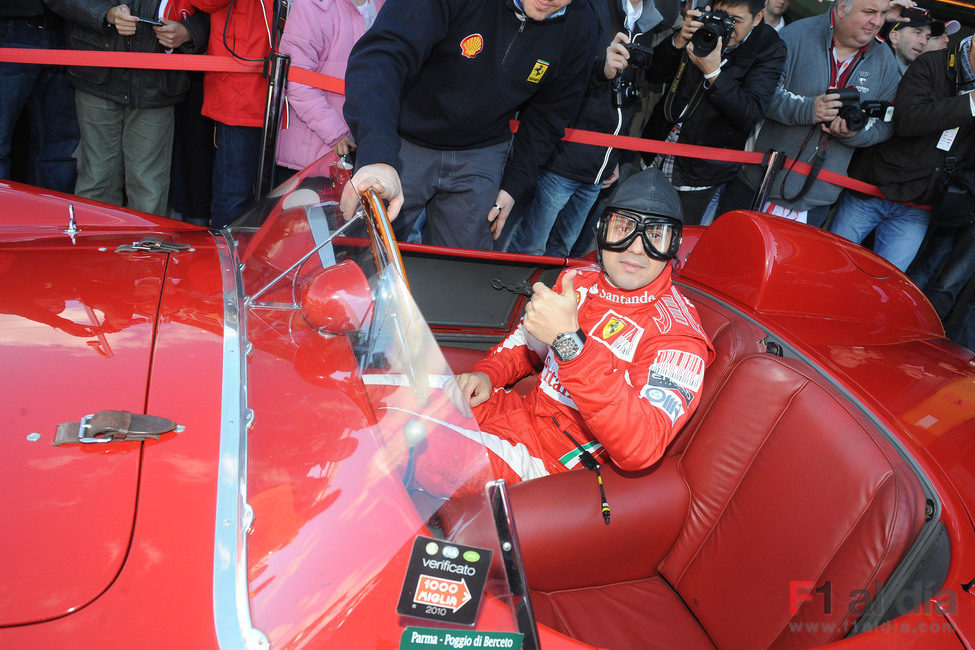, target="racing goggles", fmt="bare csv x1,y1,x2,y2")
597,210,682,261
